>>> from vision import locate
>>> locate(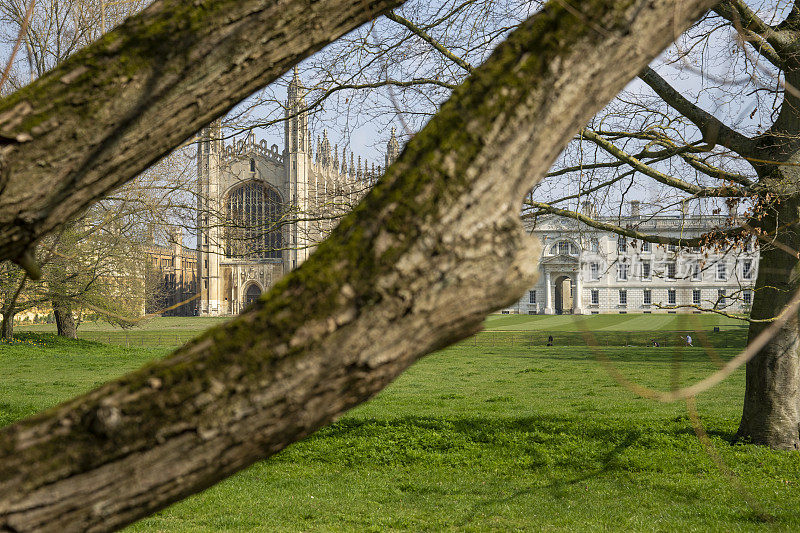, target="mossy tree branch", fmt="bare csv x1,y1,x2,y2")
0,0,717,531
0,0,406,272
713,0,789,68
